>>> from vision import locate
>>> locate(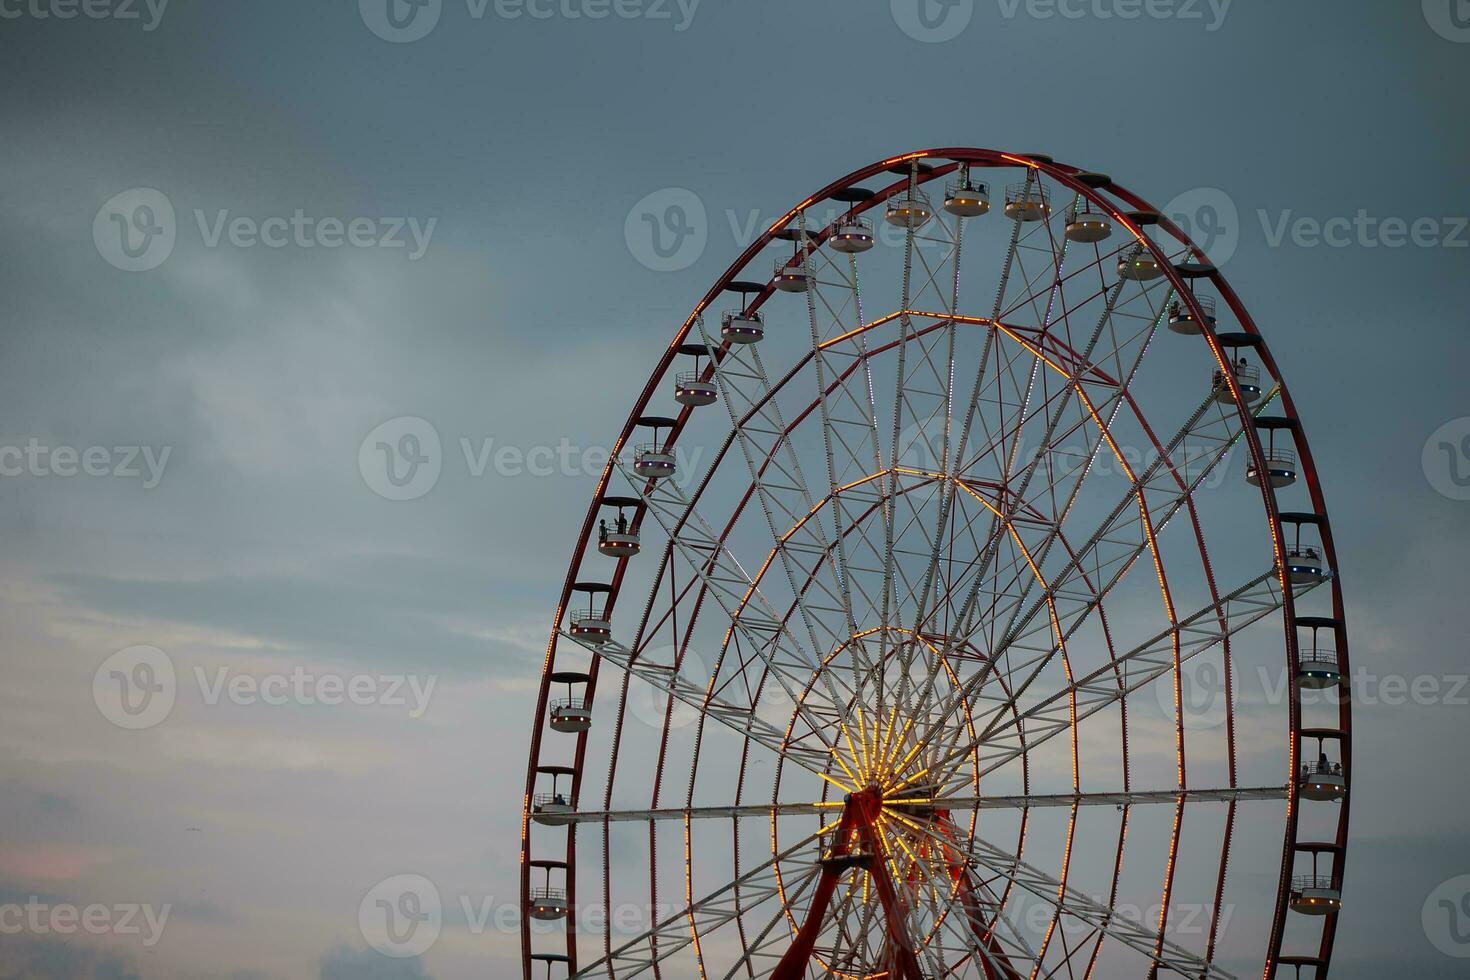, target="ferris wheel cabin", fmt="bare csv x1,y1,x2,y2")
547,671,593,733
1168,293,1217,335
567,582,613,645
531,764,578,826
1281,512,1331,586
673,343,718,407
772,256,810,292
1288,844,1344,915
1118,247,1163,281
943,176,990,217
1003,181,1049,221
1247,417,1299,488
830,216,875,253
885,188,934,228
596,496,642,558
772,228,812,292
632,416,678,481
1211,332,1266,405
1290,877,1343,915
720,281,767,346
1296,617,1344,689
1298,729,1348,802
528,860,571,921
884,161,935,229
1065,204,1112,242
828,186,877,253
